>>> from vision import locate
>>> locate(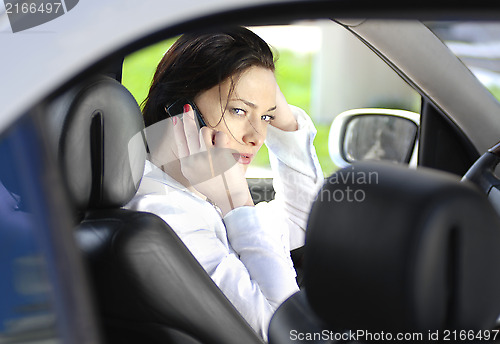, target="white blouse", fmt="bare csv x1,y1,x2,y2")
125,105,324,340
